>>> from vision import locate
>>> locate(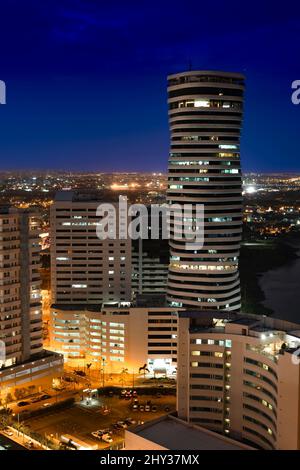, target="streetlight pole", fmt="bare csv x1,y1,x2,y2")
102,358,105,388
13,413,20,436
